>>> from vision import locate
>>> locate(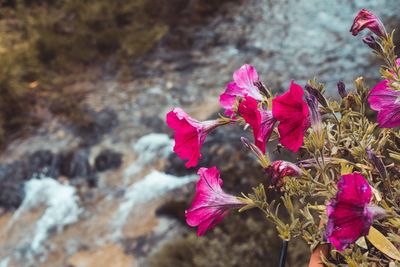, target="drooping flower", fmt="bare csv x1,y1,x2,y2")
350,9,386,37
272,81,310,152
185,167,245,236
265,160,303,188
368,79,400,128
326,173,386,251
238,96,276,153
166,108,229,168
219,64,263,116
